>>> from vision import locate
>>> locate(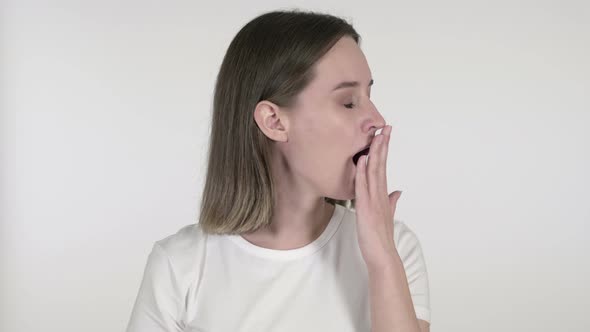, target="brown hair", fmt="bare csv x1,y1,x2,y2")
198,9,359,235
